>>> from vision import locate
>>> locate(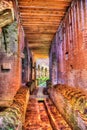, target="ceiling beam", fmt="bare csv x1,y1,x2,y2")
24,28,57,34
18,0,71,2
28,43,50,47
23,25,58,29
29,46,50,50
20,13,64,17
30,48,49,51
19,9,65,16
27,40,52,44
18,1,71,8
21,22,60,26
27,33,53,36
24,28,58,34
22,23,58,28
20,15,63,26
20,17,62,23
19,7,67,13
18,5,68,10
25,33,54,38
26,36,54,43
19,15,63,19
28,39,52,43
25,32,55,34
